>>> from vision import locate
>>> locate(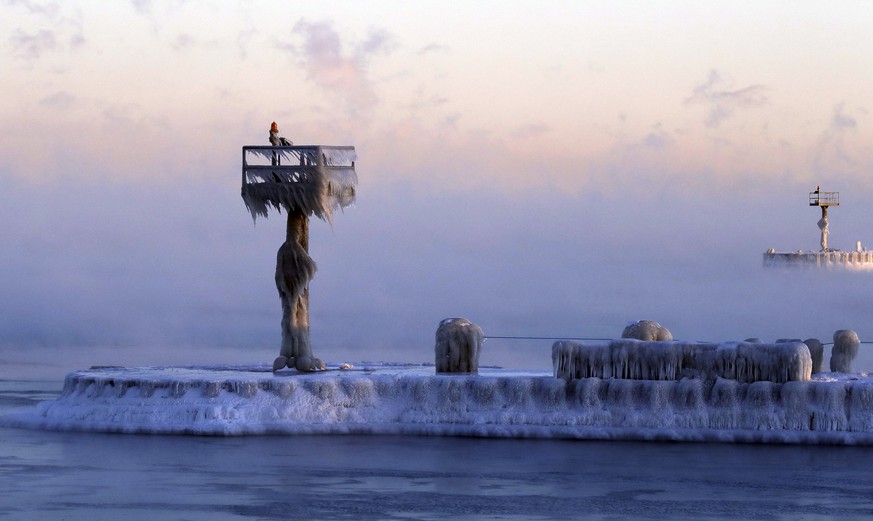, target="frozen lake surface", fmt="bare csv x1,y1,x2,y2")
4,378,873,520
